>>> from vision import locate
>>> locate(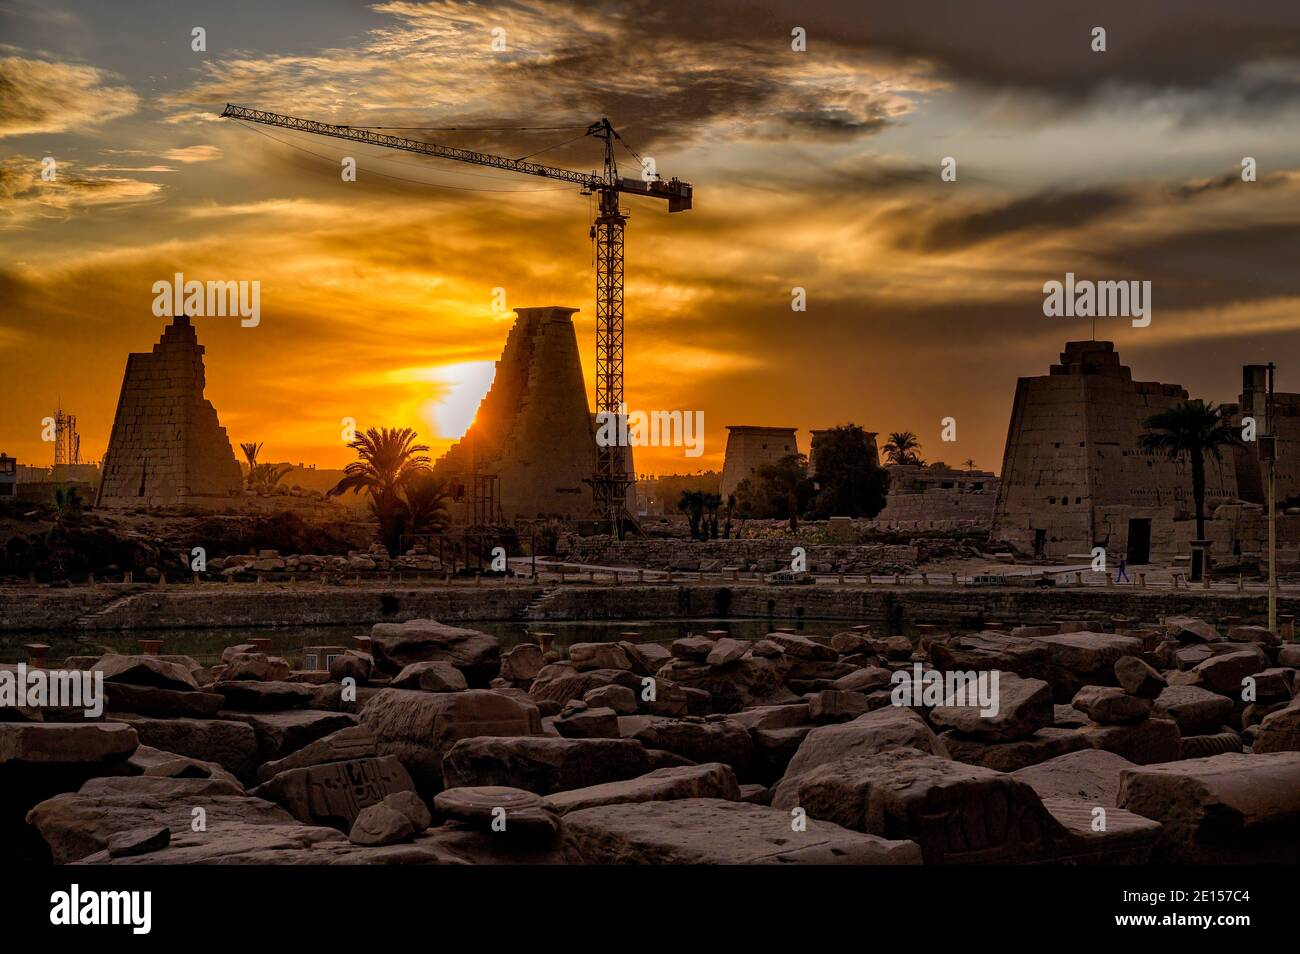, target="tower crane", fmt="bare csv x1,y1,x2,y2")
220,104,693,536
